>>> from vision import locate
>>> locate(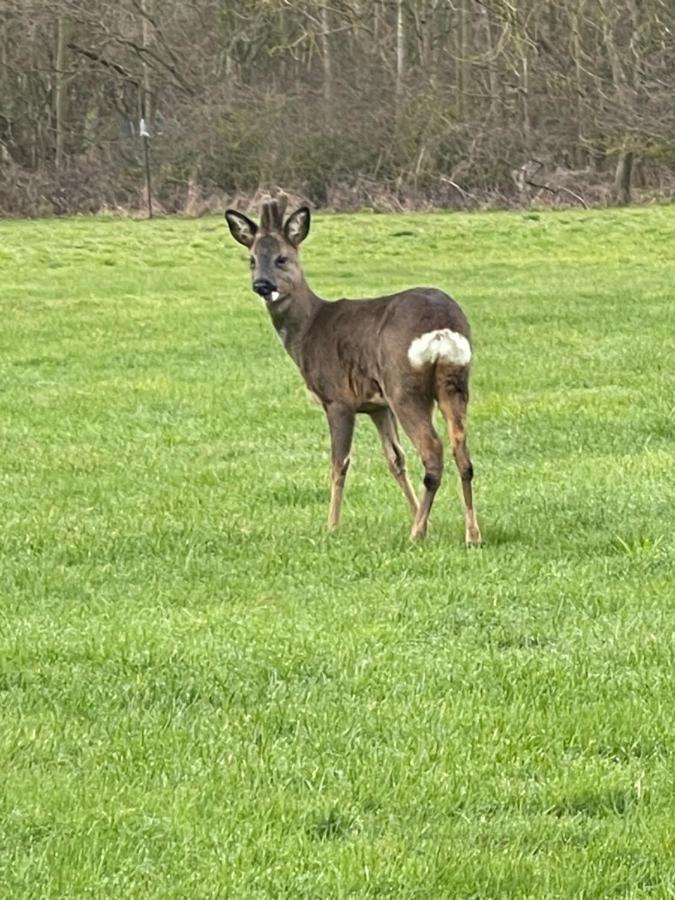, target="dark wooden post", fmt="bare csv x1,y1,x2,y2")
140,114,153,219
